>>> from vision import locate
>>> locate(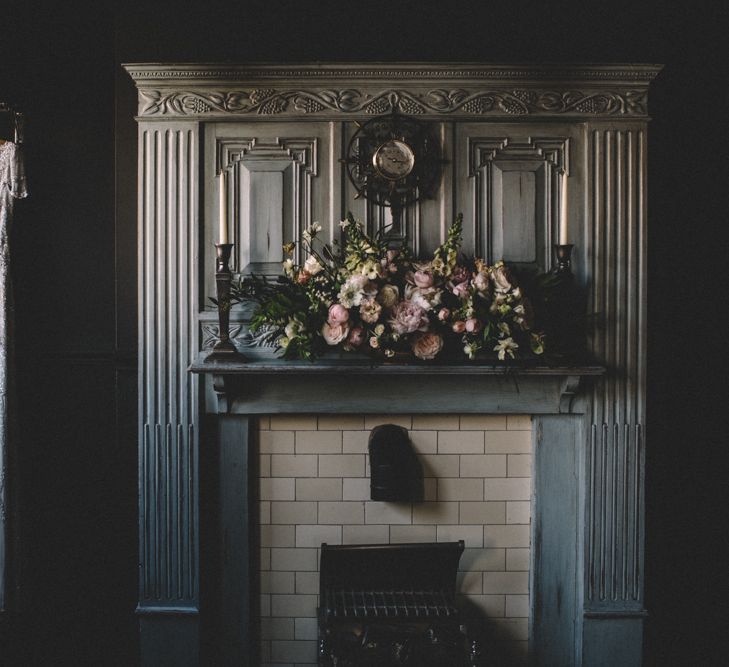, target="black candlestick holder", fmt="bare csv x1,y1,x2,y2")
205,243,247,363
553,243,574,275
